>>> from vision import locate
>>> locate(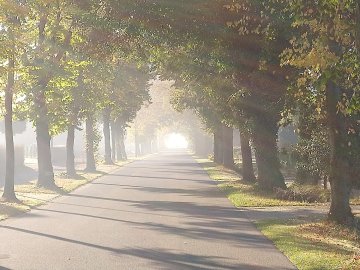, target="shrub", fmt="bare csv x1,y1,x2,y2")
275,183,330,203
293,128,330,185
